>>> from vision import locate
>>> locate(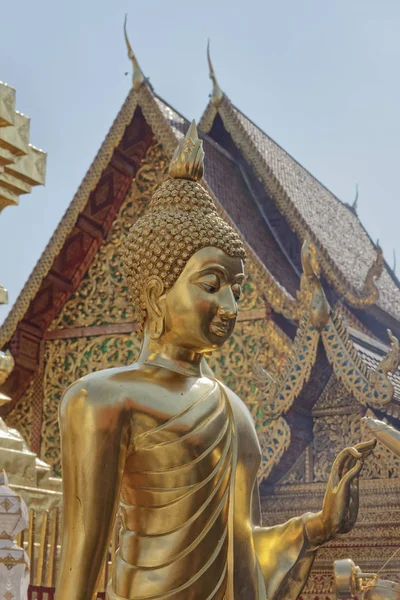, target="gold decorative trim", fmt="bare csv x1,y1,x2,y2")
321,311,398,409
254,240,400,417
0,553,28,570
201,96,384,310
253,241,329,419
198,98,218,133
257,416,291,481
377,329,400,375
255,313,319,419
